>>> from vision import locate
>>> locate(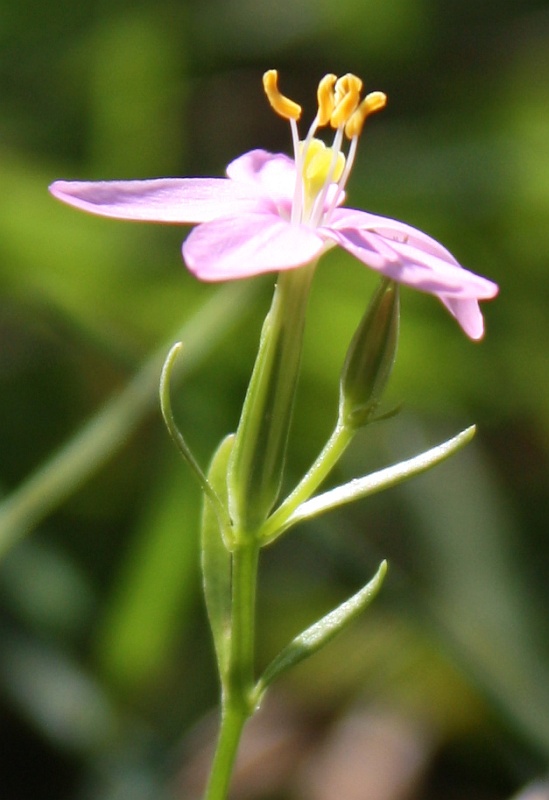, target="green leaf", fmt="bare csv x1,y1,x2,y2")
201,435,234,678
159,342,232,534
255,560,387,698
277,425,476,536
